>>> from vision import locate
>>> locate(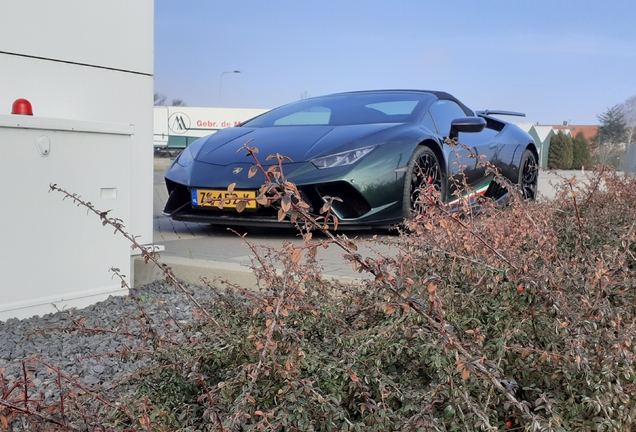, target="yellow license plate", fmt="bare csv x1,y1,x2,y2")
192,189,257,209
